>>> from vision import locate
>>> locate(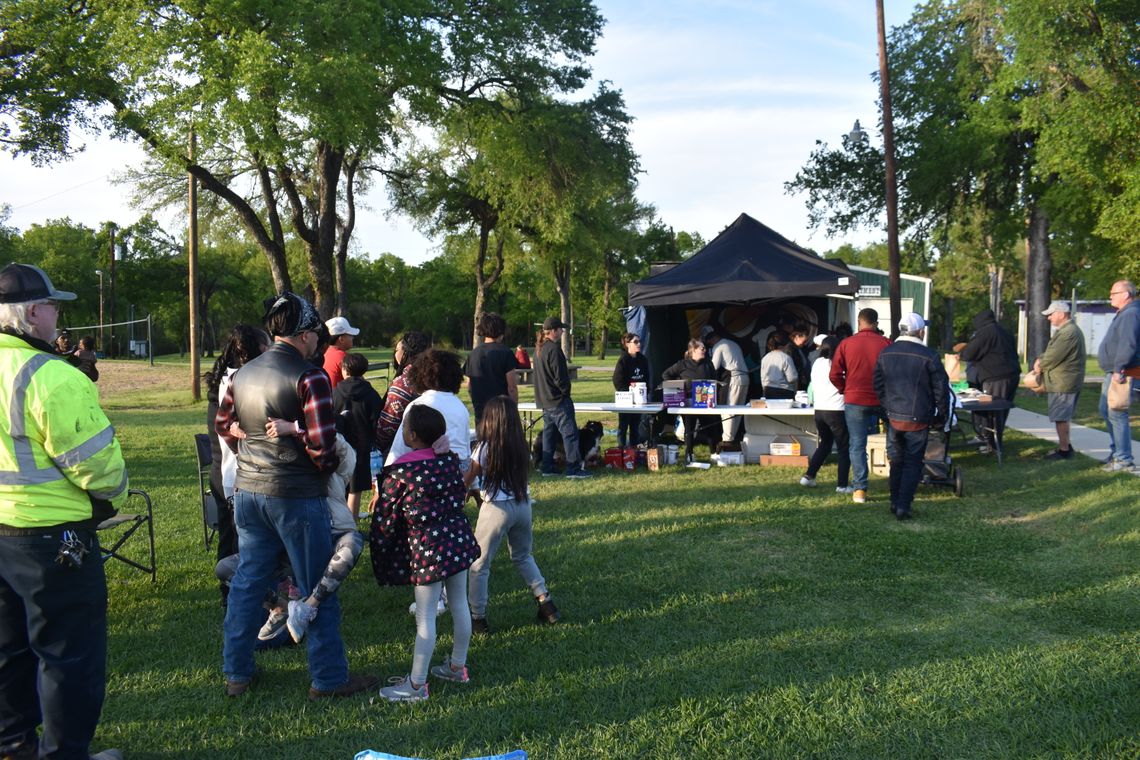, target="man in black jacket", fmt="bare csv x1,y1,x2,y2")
535,317,590,478
873,313,949,521
958,309,1020,453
